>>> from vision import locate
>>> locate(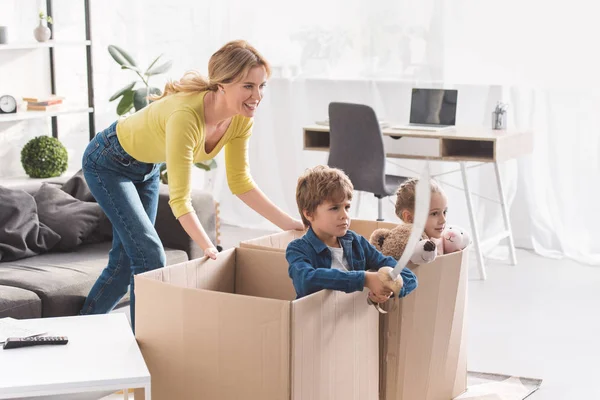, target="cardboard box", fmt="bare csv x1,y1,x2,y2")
380,250,468,400
239,219,396,253
240,220,469,400
134,247,379,400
